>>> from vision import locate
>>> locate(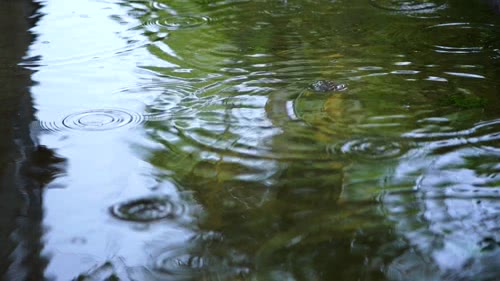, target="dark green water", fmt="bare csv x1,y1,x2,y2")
1,0,500,280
